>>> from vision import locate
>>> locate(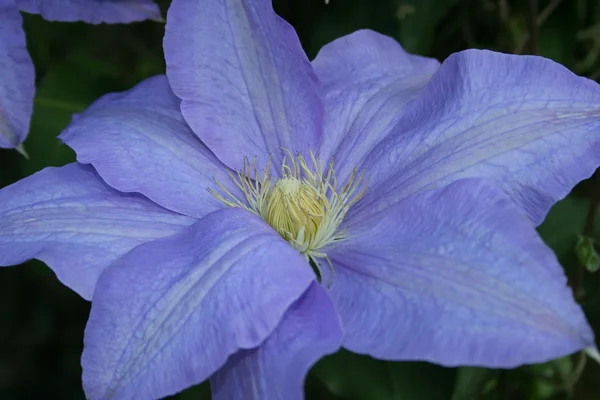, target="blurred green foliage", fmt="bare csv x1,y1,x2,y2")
2,0,600,399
